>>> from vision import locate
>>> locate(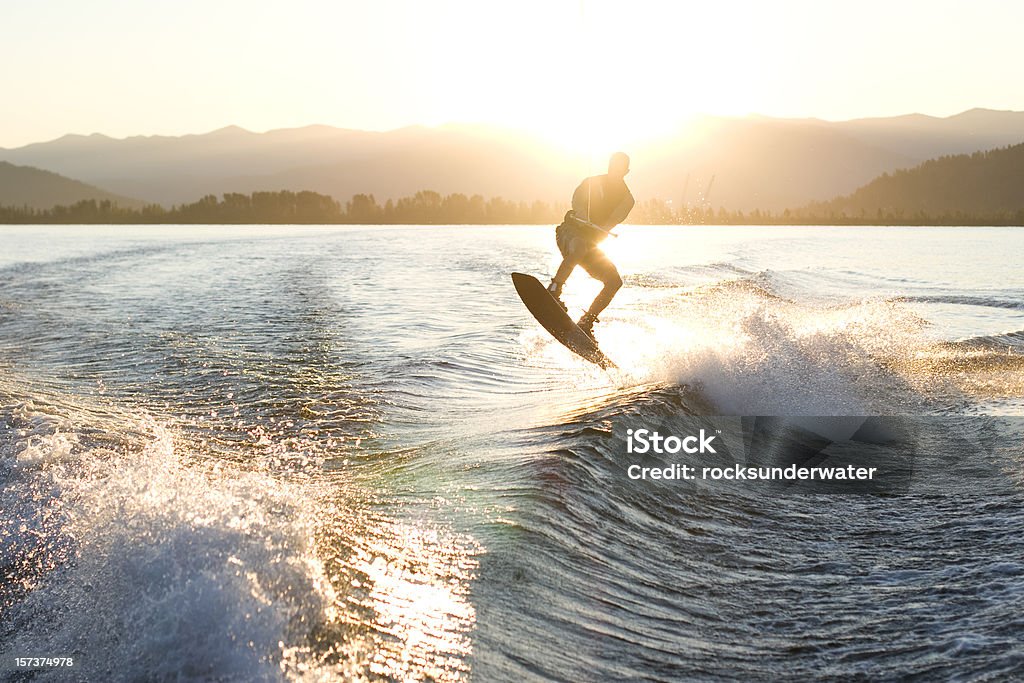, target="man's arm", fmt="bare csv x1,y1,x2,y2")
599,189,634,229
